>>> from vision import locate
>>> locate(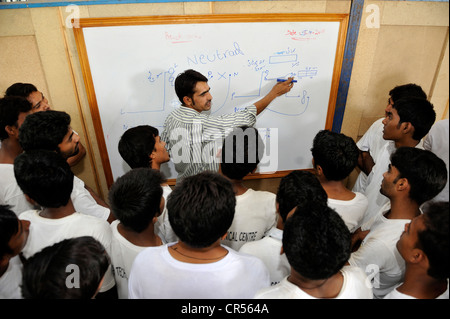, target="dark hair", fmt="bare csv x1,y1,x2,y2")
21,236,110,299
276,170,327,223
108,168,164,232
418,201,449,280
14,150,74,208
282,202,351,280
0,205,19,260
389,83,427,104
19,110,71,152
167,171,235,248
390,147,447,205
220,126,264,180
5,83,38,98
174,69,208,105
311,130,359,181
0,96,32,141
392,97,436,141
118,125,159,169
